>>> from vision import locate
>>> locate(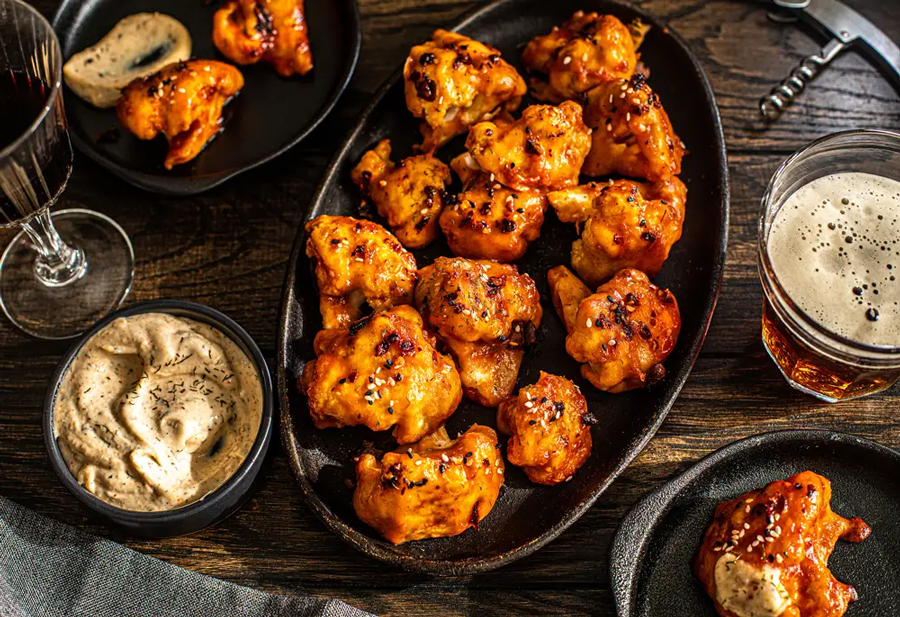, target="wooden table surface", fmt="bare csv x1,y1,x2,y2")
4,0,900,615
